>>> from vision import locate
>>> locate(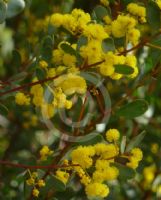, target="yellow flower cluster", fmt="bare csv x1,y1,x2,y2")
71,146,95,169
127,3,146,23
15,92,30,106
30,79,44,107
85,182,109,198
39,145,53,161
26,171,45,198
80,40,103,64
127,148,143,169
49,9,91,34
111,15,137,38
83,23,108,41
111,15,140,45
54,73,87,96
100,52,138,79
71,140,119,198
30,76,73,118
